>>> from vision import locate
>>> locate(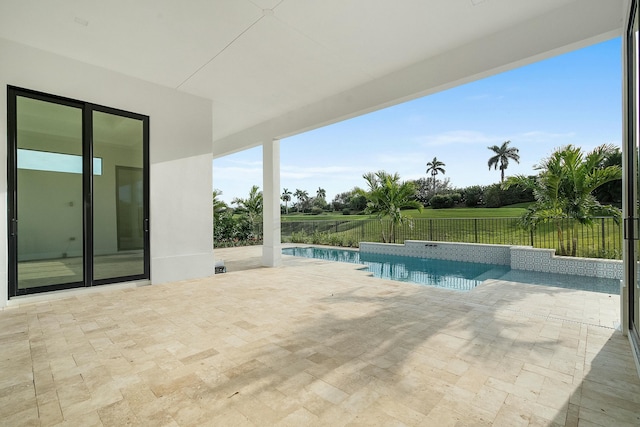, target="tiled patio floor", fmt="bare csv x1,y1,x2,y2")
1,245,639,426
